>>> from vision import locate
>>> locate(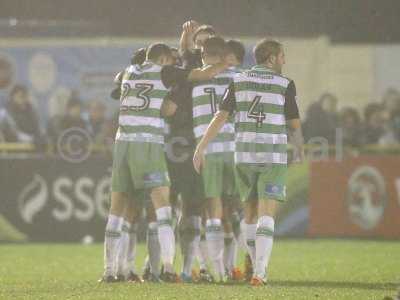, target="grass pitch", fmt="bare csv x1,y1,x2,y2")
0,239,399,300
